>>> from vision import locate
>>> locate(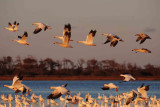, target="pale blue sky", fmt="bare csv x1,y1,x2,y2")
0,0,160,66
